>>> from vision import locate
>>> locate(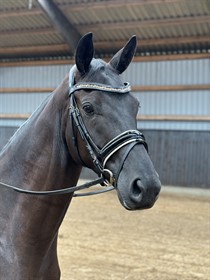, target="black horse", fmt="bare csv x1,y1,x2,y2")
0,33,161,279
